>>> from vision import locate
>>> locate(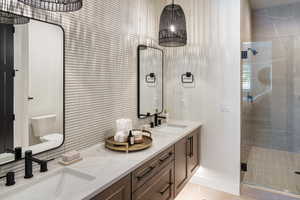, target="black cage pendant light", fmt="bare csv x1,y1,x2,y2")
17,0,83,12
159,0,187,47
